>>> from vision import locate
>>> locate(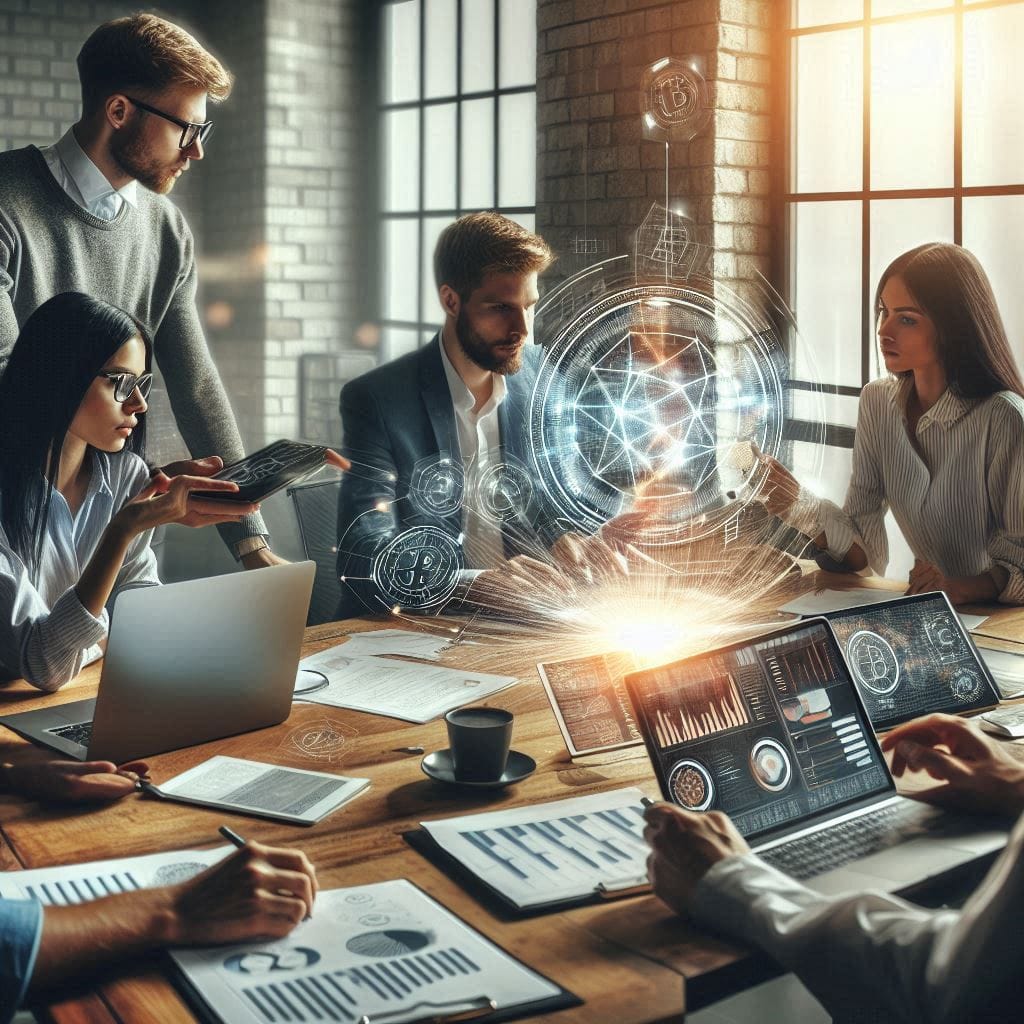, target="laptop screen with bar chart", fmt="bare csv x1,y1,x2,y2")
624,619,893,842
